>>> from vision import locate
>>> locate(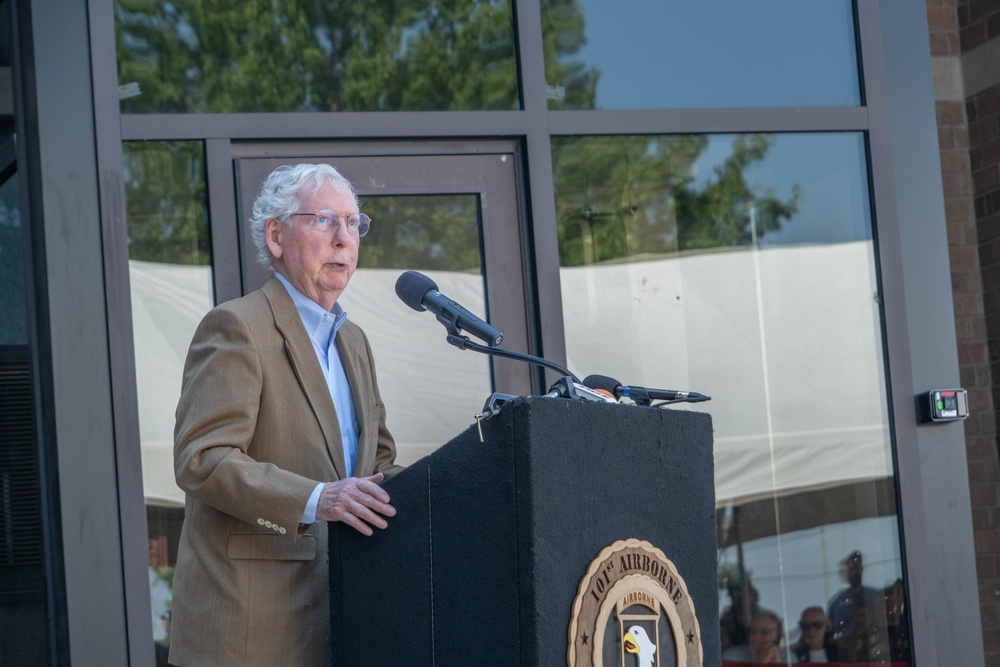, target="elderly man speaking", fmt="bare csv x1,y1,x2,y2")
169,163,401,667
